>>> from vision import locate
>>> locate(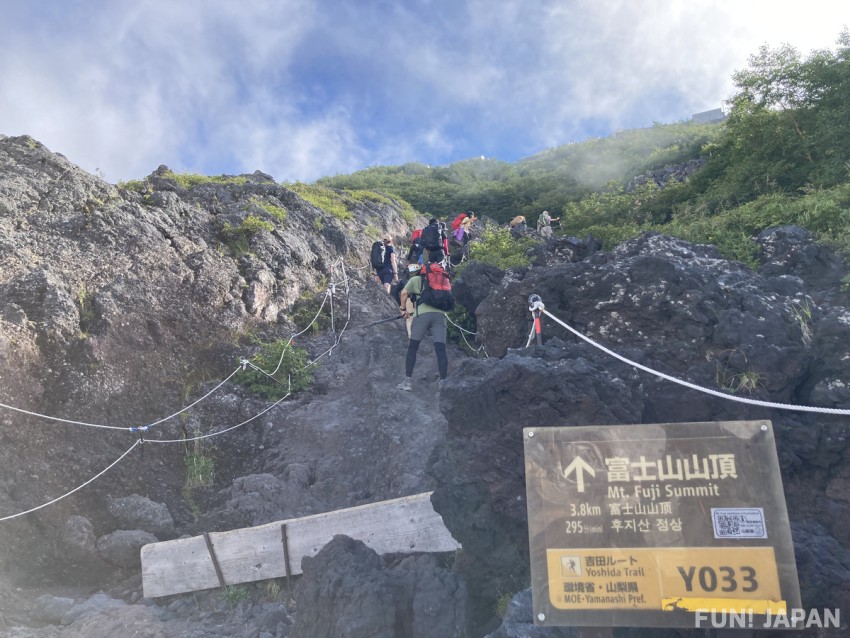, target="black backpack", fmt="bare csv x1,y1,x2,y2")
370,241,386,269
417,263,455,311
420,223,443,251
